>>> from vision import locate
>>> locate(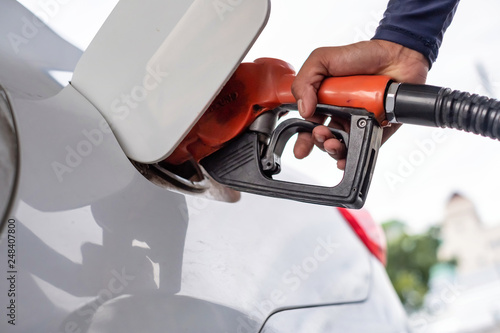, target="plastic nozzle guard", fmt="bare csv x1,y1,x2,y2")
165,58,391,166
